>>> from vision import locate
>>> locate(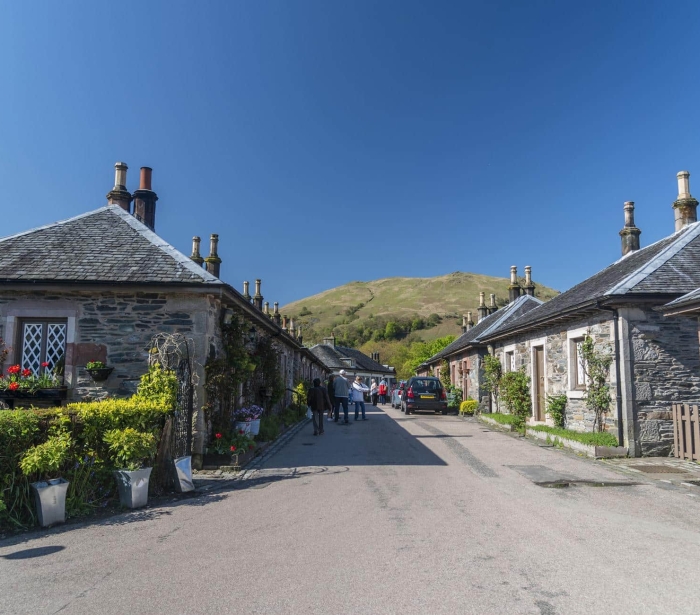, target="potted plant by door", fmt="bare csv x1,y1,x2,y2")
19,433,72,527
232,407,252,434
104,428,157,509
85,360,114,382
247,405,264,436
